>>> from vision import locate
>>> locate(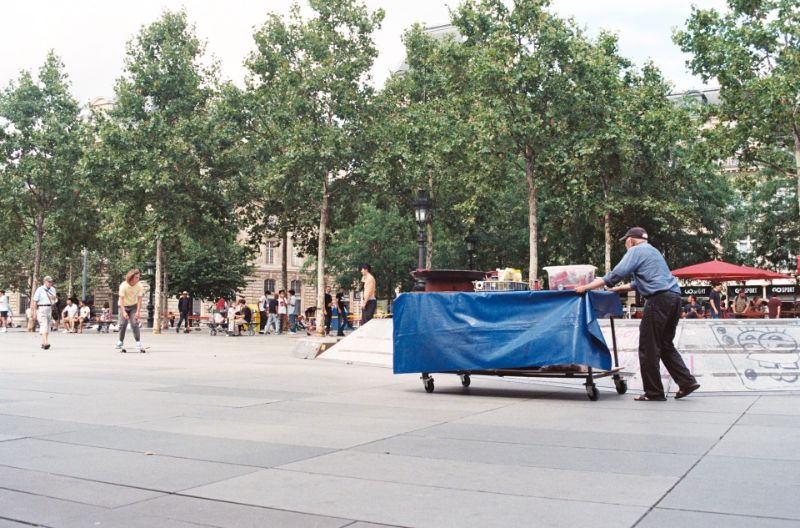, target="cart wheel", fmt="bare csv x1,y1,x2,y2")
423,377,435,393
460,374,471,387
614,378,628,395
585,384,599,401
